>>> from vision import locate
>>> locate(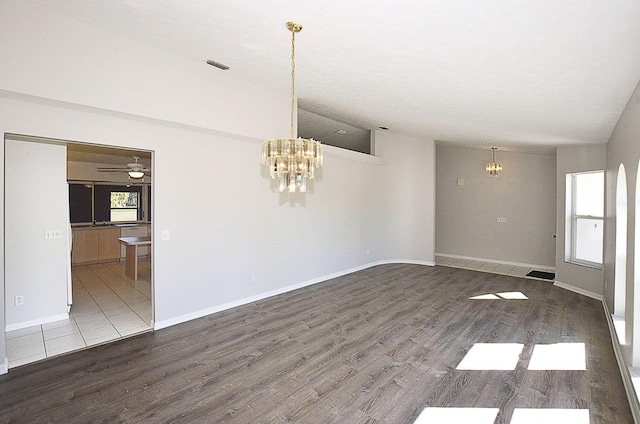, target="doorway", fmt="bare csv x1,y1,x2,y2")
4,136,154,368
